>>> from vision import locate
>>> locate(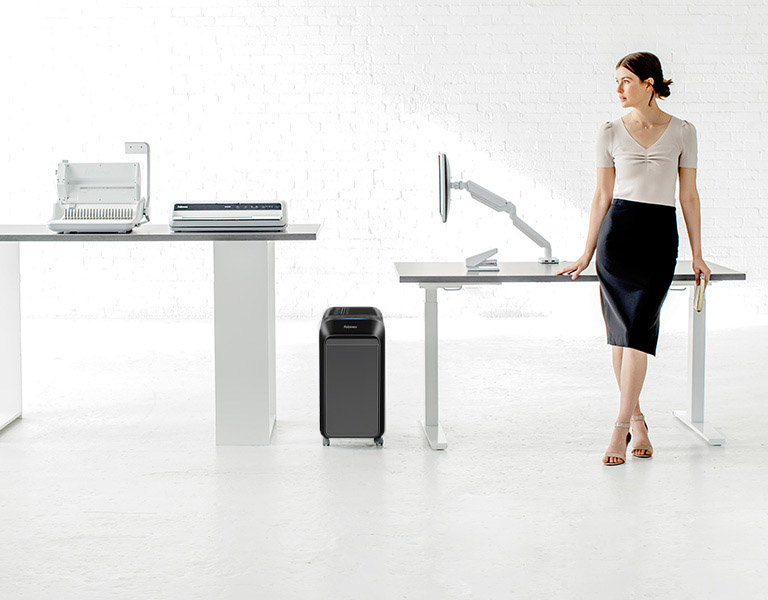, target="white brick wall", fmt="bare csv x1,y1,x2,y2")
1,0,765,322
